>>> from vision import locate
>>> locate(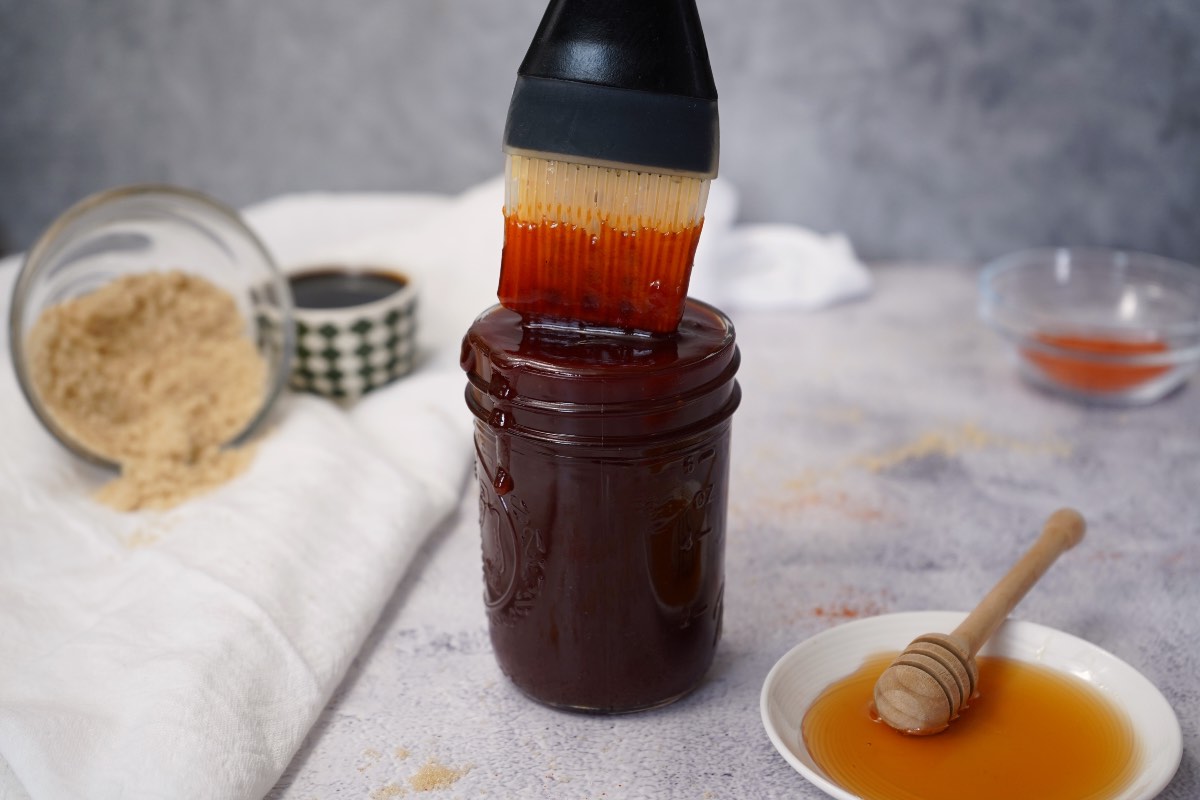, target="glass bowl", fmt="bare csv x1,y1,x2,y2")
8,184,294,467
979,248,1200,406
